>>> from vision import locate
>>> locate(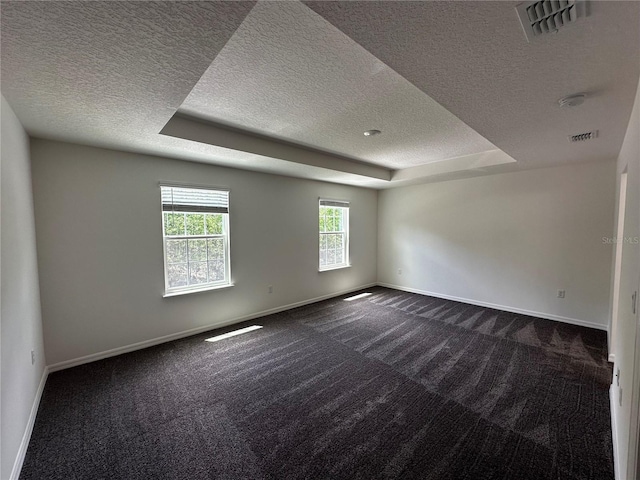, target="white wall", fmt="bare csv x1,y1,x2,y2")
610,76,640,480
378,161,616,329
30,139,378,367
1,96,46,479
